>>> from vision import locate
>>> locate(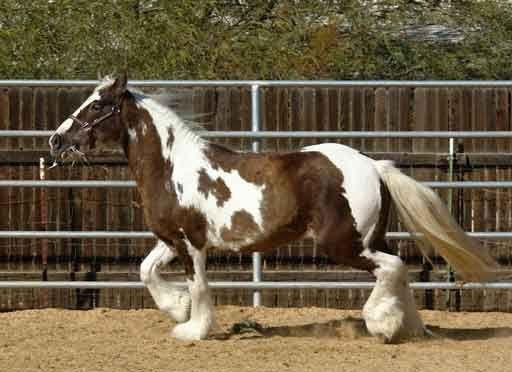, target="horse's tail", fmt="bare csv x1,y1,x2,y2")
374,160,497,282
